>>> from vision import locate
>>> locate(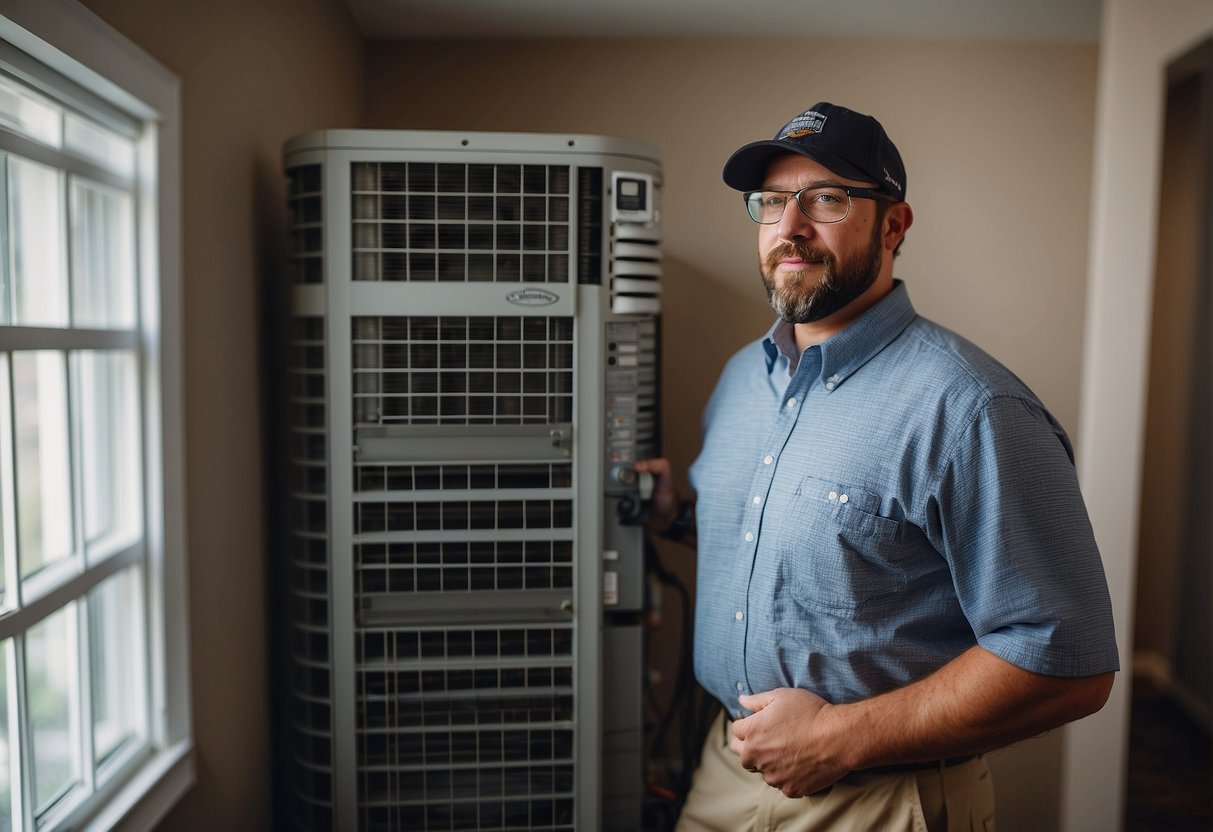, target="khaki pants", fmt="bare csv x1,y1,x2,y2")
676,714,996,832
